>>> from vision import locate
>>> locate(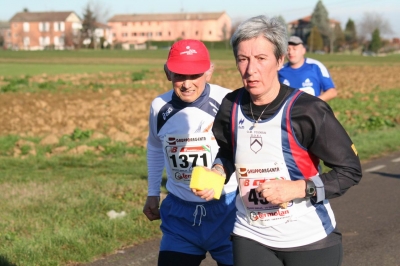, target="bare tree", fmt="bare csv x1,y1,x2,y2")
88,0,111,23
276,15,289,38
358,12,393,40
81,1,111,49
230,19,243,39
